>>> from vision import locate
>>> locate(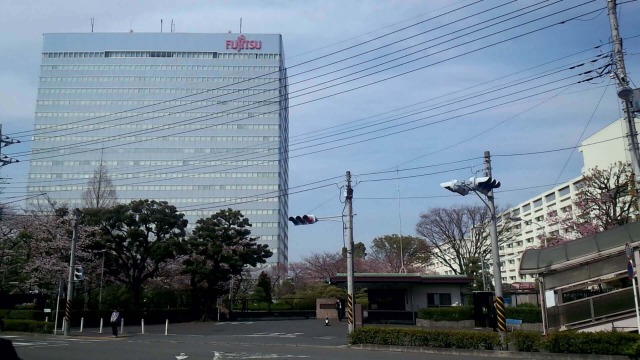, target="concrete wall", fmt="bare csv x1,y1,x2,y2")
316,298,338,319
